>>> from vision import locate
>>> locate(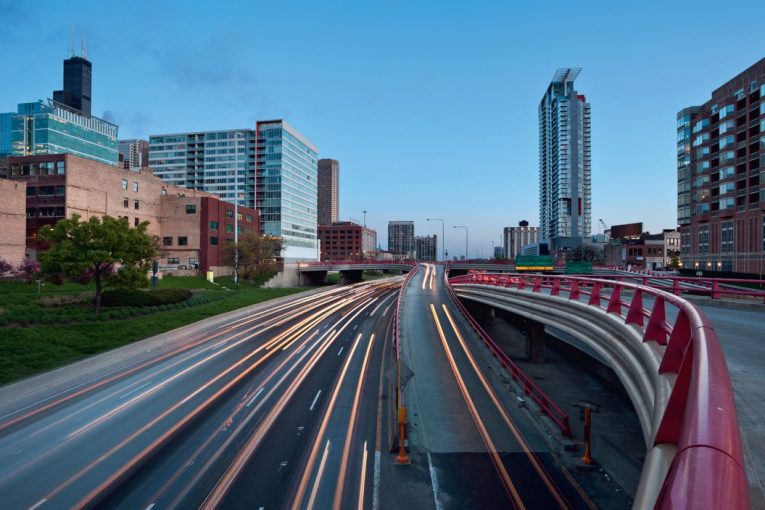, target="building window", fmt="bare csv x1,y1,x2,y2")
186,204,196,214
122,179,128,191
210,236,218,246
163,237,172,246
26,186,36,197
226,224,234,233
178,236,188,246
168,257,180,265
56,161,65,175
134,200,140,210
134,217,139,227
721,222,734,253
698,225,709,254
123,198,129,208
210,221,219,230
246,214,253,222
189,257,197,266
226,209,233,218
133,182,139,192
